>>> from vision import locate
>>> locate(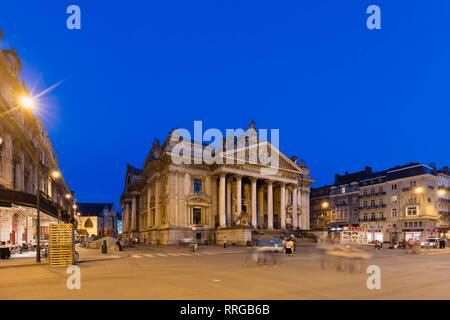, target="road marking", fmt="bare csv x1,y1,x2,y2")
177,253,191,256
144,254,155,258
166,253,179,257
155,253,168,257
132,254,142,258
